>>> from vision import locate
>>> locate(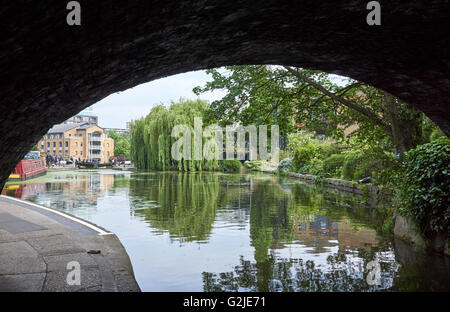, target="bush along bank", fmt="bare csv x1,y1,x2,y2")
394,138,449,255
268,132,449,254
261,132,397,199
